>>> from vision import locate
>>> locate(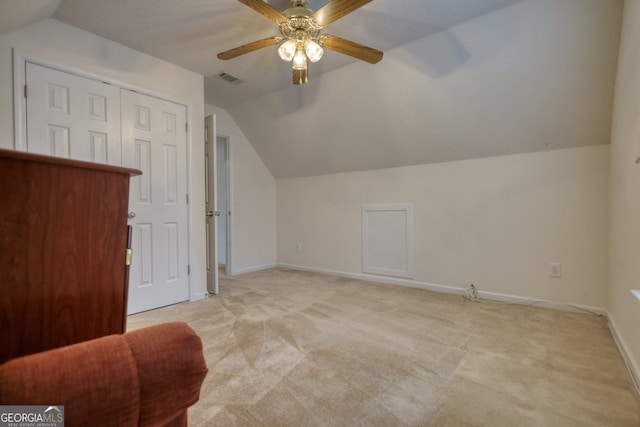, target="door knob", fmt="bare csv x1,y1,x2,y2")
127,211,136,219
215,211,222,217
206,211,214,218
